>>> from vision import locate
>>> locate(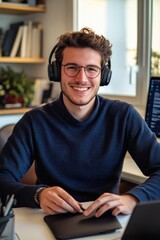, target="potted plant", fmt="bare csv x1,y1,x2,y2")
0,66,34,108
